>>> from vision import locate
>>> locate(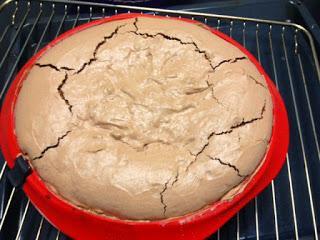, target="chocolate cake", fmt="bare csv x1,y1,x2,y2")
14,16,273,220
